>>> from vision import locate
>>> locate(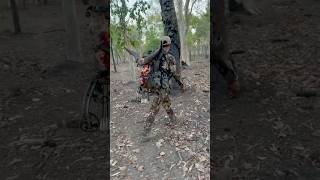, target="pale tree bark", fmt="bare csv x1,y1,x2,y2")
115,49,122,64
115,0,136,81
174,0,196,66
62,0,82,62
175,0,188,65
126,31,136,81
